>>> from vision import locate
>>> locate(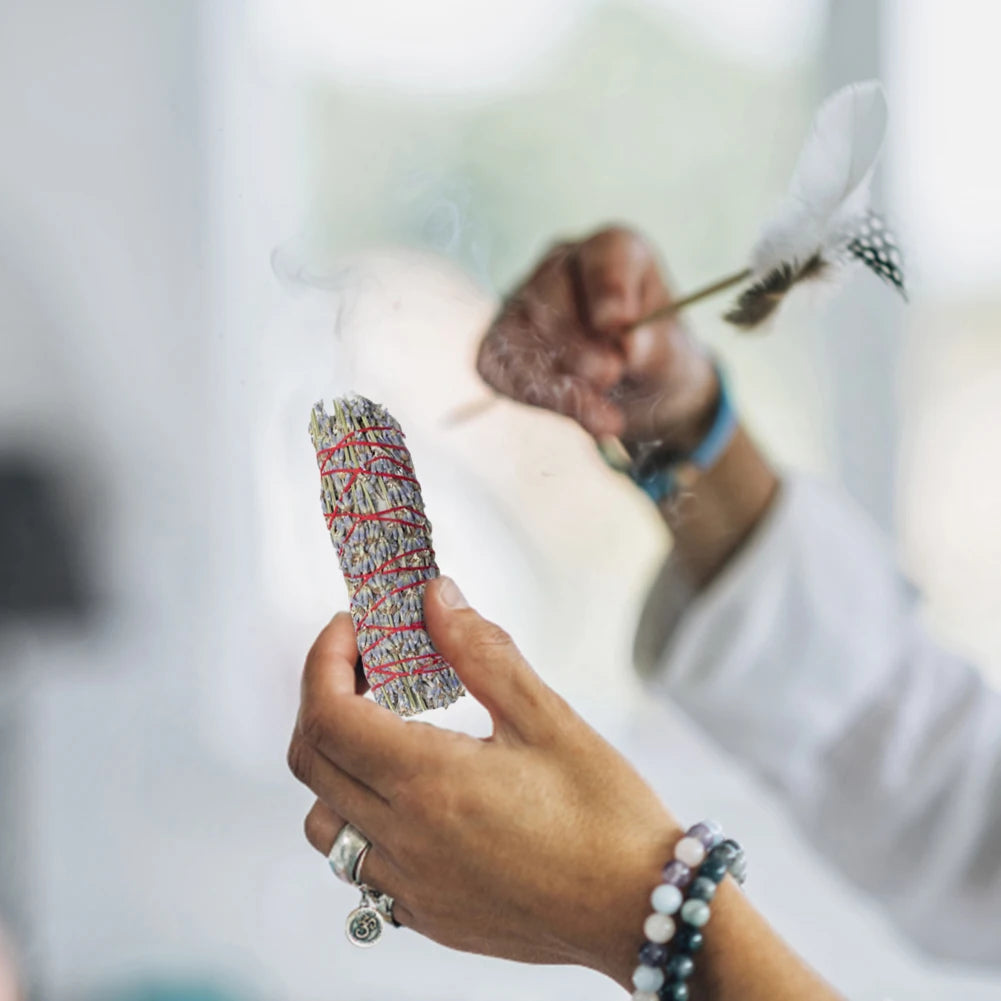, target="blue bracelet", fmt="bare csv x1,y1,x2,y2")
626,364,737,505
631,822,747,1001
